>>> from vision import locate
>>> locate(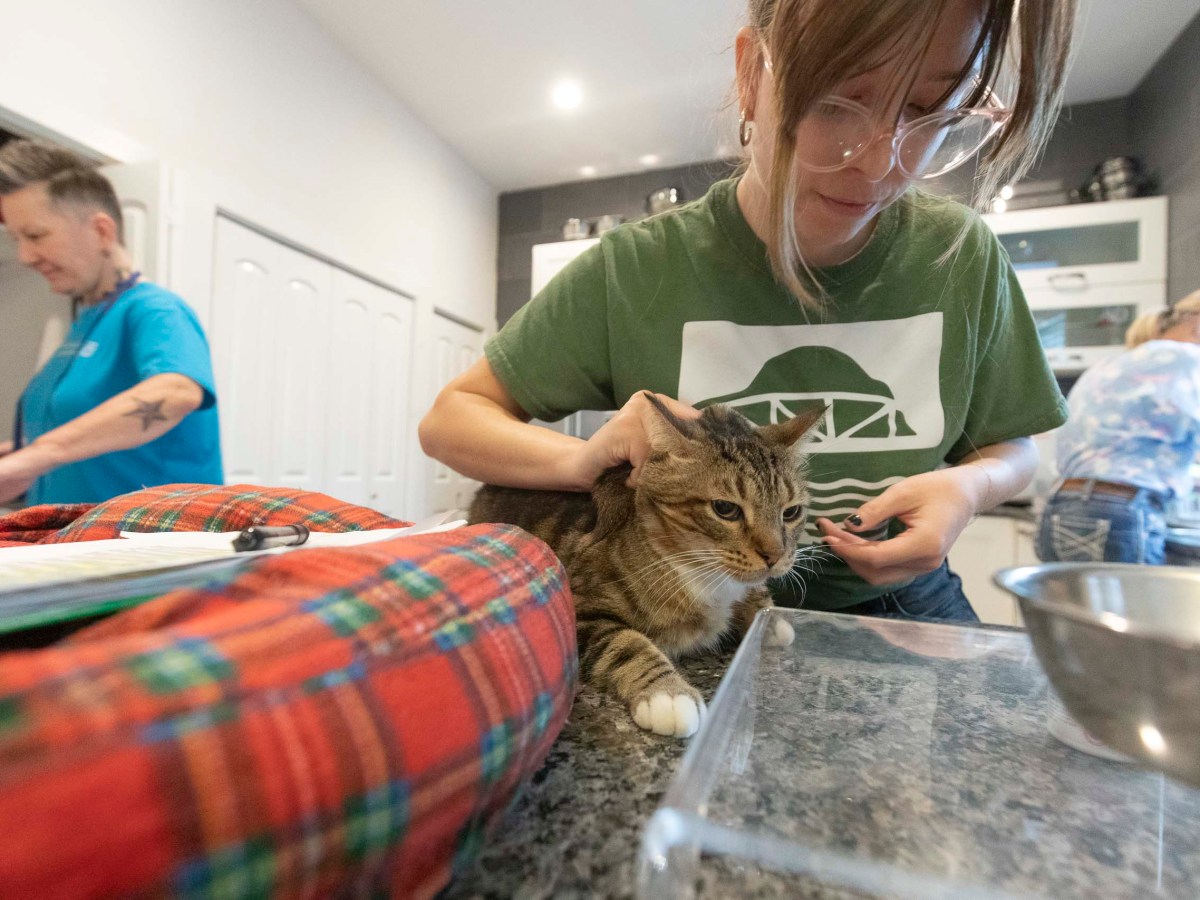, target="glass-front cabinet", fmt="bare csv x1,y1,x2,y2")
985,196,1167,291
1025,282,1164,372
984,196,1169,373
